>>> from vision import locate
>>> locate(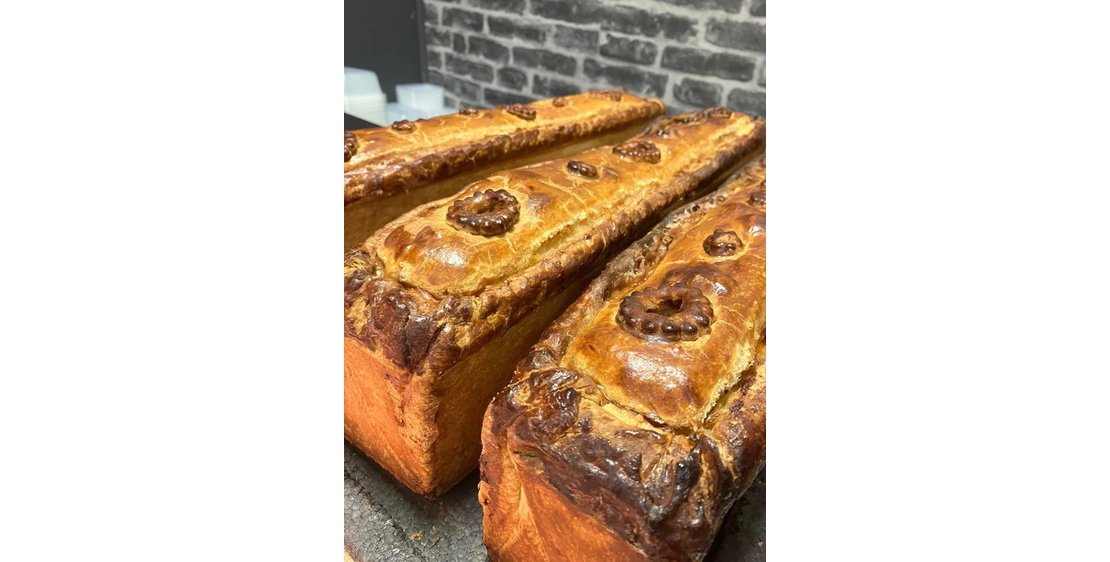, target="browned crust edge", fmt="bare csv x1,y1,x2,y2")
343,115,766,390
479,402,652,562
344,264,604,497
479,157,768,561
344,91,666,205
